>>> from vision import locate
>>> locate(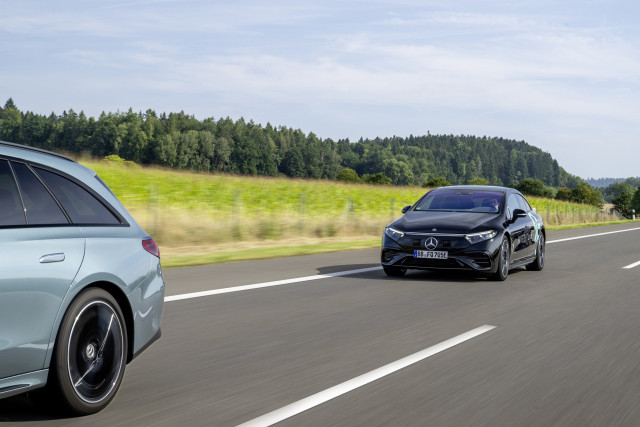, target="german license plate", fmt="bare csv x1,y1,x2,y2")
414,250,448,259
